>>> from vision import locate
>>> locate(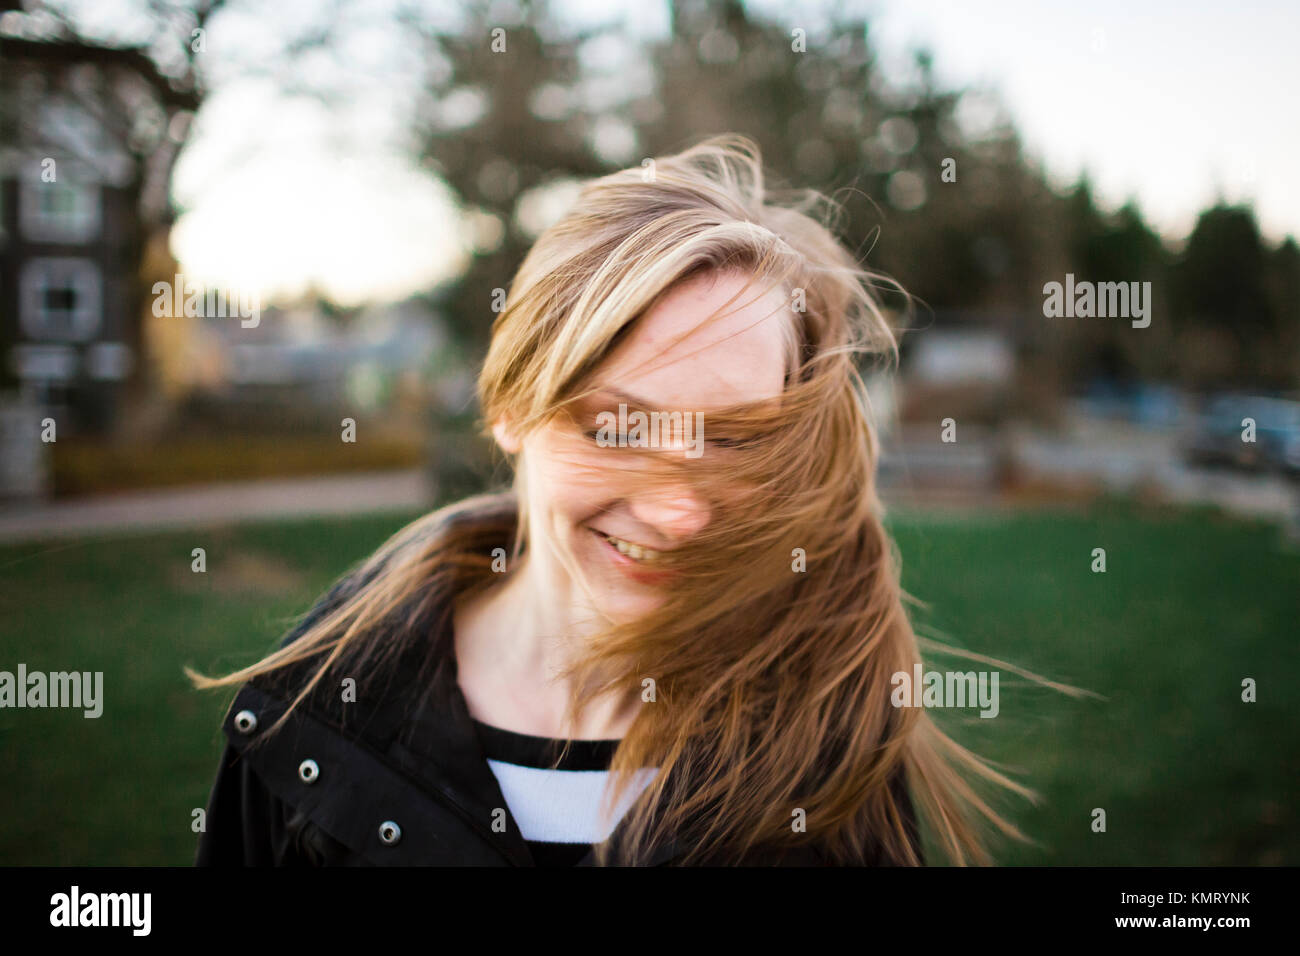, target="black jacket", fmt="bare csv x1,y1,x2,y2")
195,503,922,867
